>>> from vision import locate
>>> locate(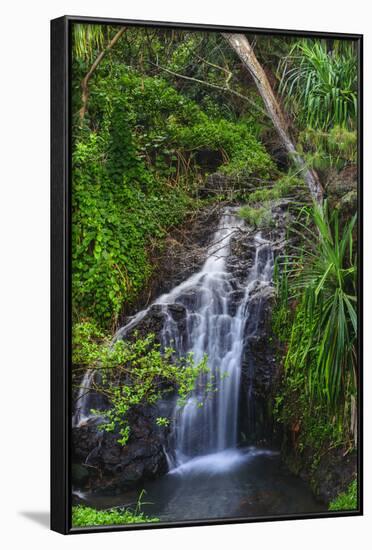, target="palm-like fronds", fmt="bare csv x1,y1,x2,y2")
73,24,105,62
279,40,357,130
279,203,357,407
